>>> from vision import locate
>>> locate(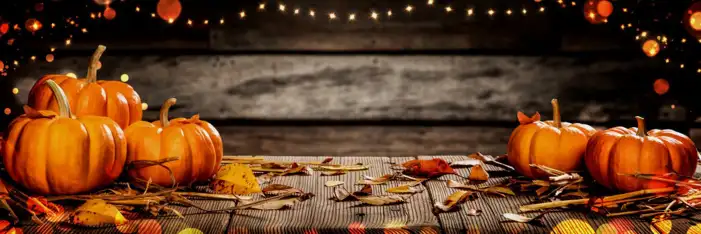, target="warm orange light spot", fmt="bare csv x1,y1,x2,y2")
12,88,18,94
349,222,366,234
0,61,4,71
4,108,11,115
550,219,595,234
0,23,8,34
642,39,660,57
157,0,182,22
24,18,42,32
137,220,162,234
653,79,669,95
46,54,54,62
104,7,116,20
597,0,614,17
690,12,701,30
